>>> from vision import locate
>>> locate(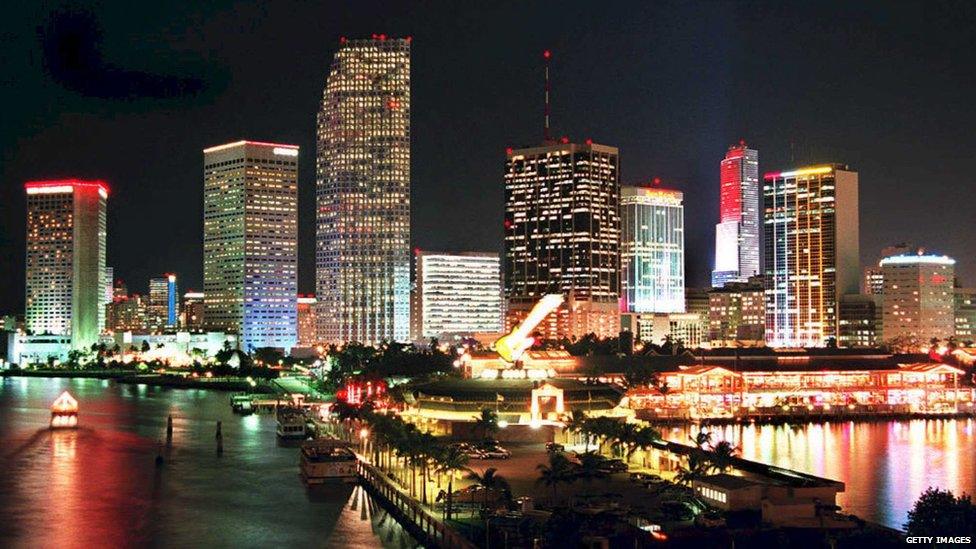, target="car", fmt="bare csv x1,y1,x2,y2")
450,442,486,459
545,442,565,453
480,445,511,459
629,472,662,484
599,459,628,473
